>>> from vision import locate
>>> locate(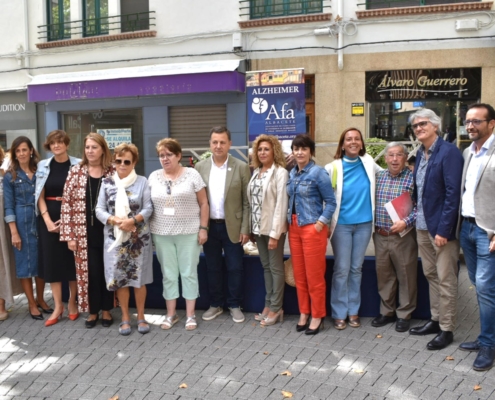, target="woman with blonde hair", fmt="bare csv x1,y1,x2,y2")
248,134,288,326
0,145,22,321
60,133,115,328
96,143,153,335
